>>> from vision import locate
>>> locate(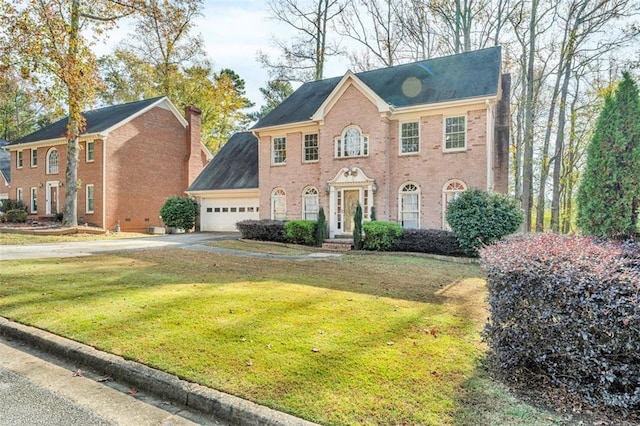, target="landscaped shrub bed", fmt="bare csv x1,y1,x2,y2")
392,229,467,257
5,209,28,223
481,234,640,411
362,221,403,251
236,220,286,242
284,220,316,246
